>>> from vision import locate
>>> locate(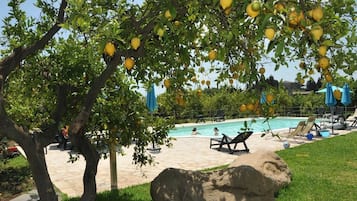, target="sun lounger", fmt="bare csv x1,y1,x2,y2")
289,121,306,137
210,132,253,154
346,108,357,127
